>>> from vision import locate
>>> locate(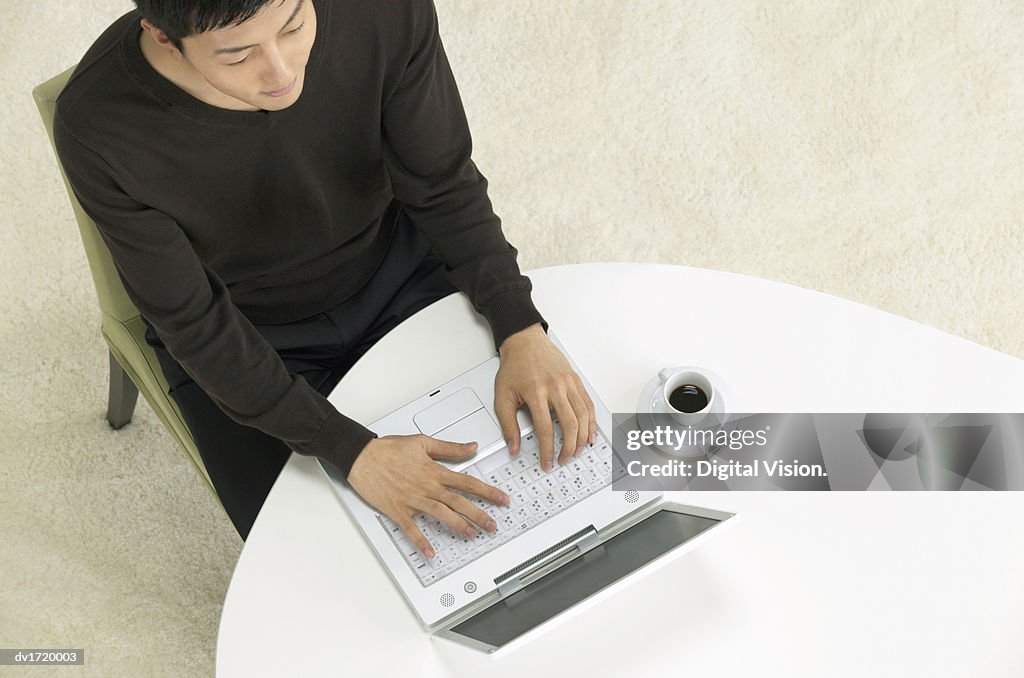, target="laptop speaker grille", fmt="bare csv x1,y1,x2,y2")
439,593,456,607
625,490,639,503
